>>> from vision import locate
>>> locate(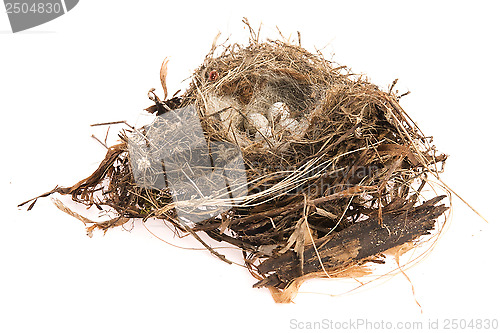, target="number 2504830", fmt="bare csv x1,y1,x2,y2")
5,2,62,14
443,319,498,330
